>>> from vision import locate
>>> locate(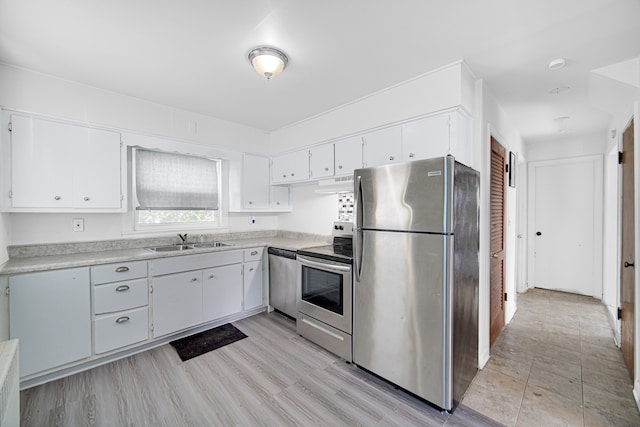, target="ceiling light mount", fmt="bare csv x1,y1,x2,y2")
548,85,571,95
548,58,566,71
248,46,289,80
